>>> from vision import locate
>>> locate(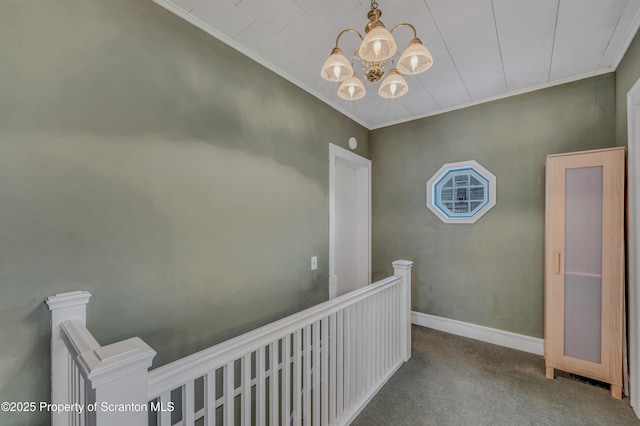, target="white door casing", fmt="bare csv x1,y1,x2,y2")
627,78,640,418
329,143,371,299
